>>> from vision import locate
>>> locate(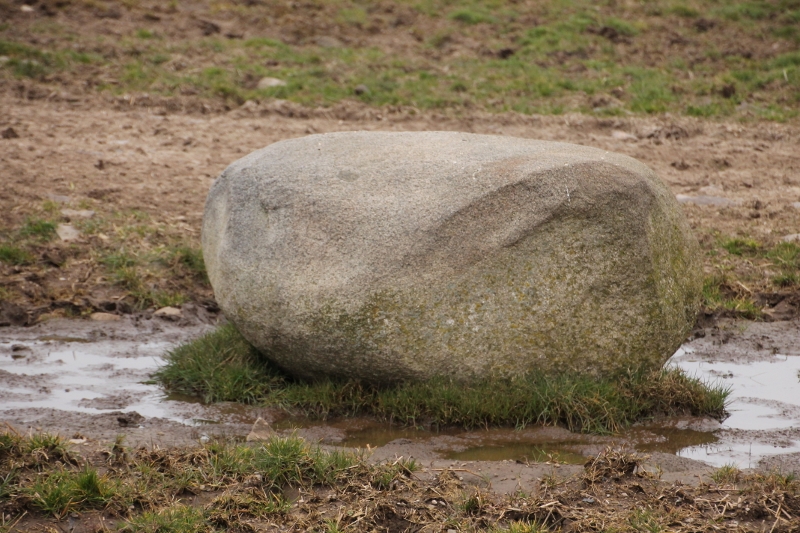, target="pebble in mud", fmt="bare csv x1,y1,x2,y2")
90,312,120,321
